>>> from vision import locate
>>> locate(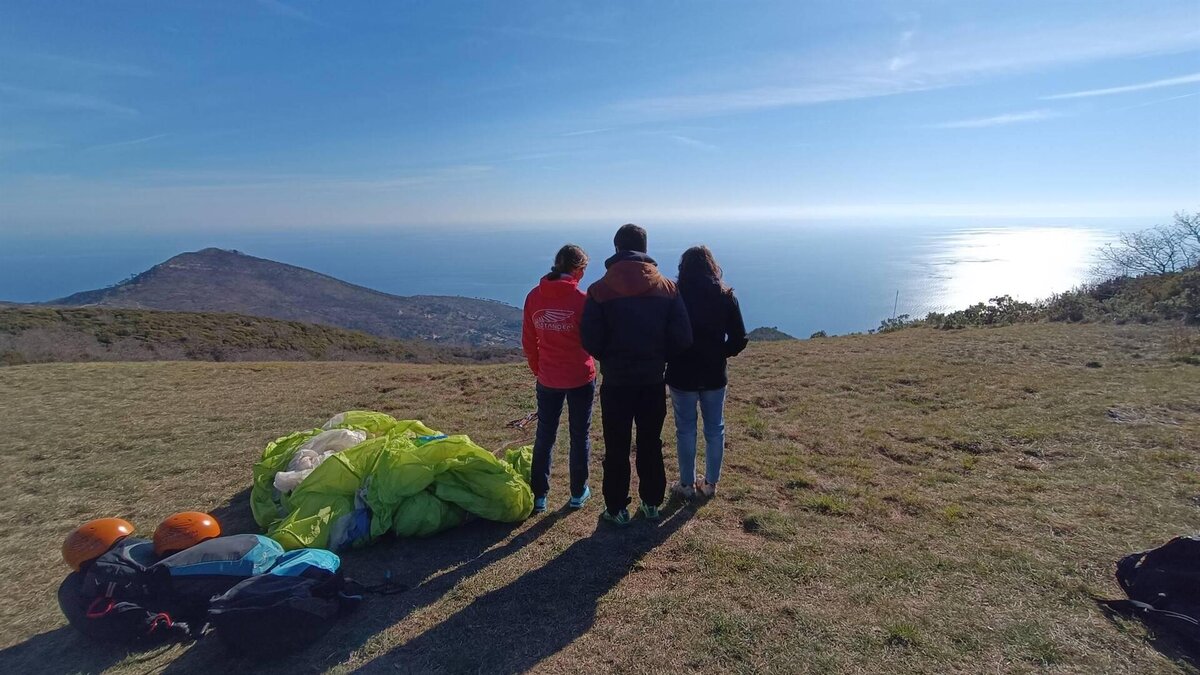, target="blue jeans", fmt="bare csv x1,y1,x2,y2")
669,386,727,486
532,380,595,499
